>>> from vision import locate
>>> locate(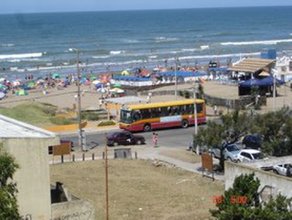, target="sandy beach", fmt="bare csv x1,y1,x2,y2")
0,80,291,116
